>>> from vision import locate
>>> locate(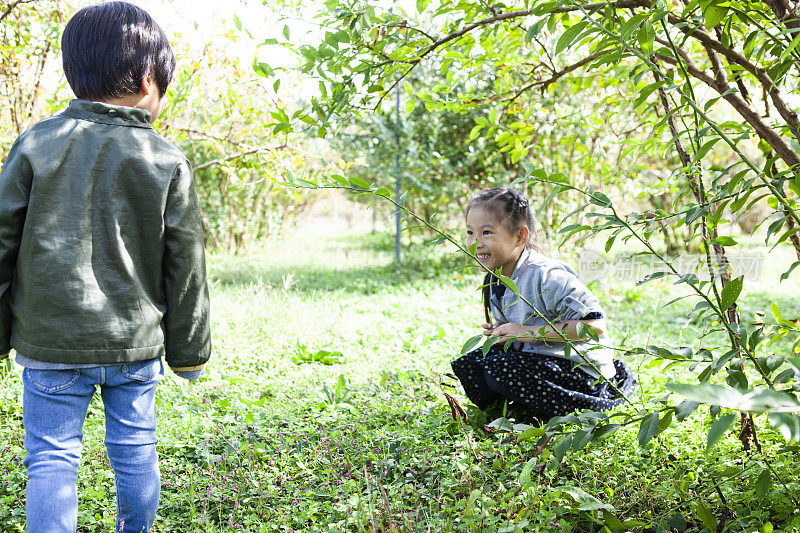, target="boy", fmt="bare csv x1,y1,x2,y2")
0,2,211,531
